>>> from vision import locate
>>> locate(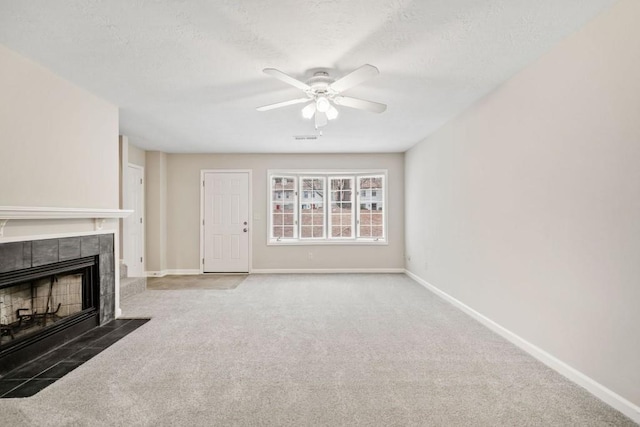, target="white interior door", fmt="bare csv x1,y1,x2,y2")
124,165,145,277
203,172,250,273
